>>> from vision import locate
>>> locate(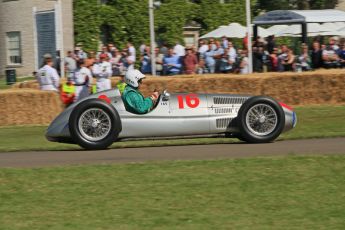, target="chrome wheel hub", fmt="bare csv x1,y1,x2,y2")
245,104,278,136
78,108,111,142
